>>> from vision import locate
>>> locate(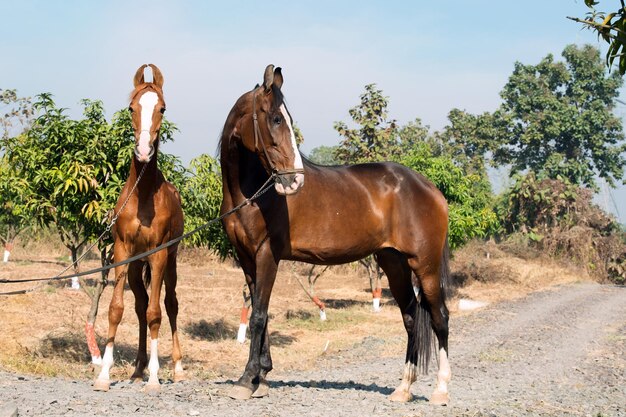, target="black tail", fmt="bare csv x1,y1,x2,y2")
413,235,450,373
